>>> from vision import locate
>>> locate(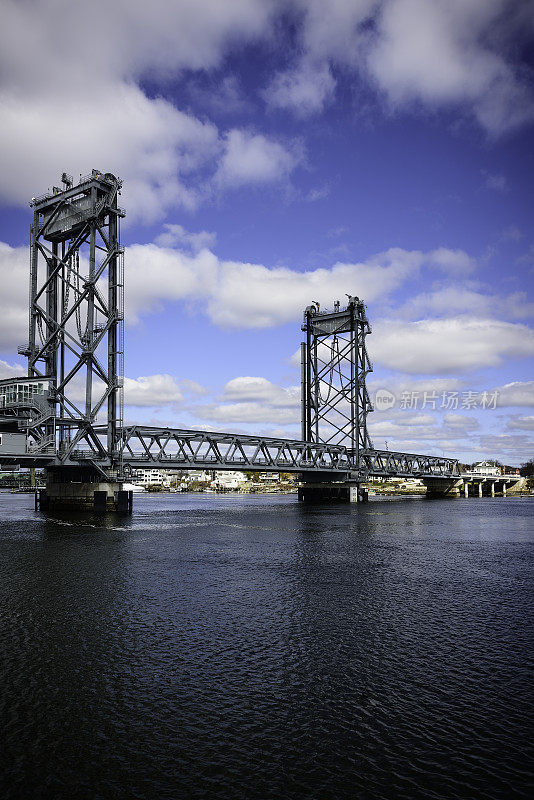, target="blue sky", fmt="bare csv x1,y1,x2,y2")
0,0,533,465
